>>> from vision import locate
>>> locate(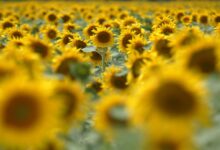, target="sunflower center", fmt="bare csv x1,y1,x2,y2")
11,31,23,39
162,27,174,35
200,16,208,24
56,57,78,77
214,16,220,24
63,34,73,45
155,39,172,58
57,89,77,119
48,14,57,22
3,21,13,29
97,31,111,43
122,34,133,49
30,41,49,58
87,25,97,36
157,139,179,150
47,29,57,39
188,46,217,74
132,27,141,35
74,40,87,49
90,81,102,92
62,15,70,23
111,74,128,89
90,51,102,61
134,42,145,54
153,81,196,117
2,93,40,130
132,58,144,78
